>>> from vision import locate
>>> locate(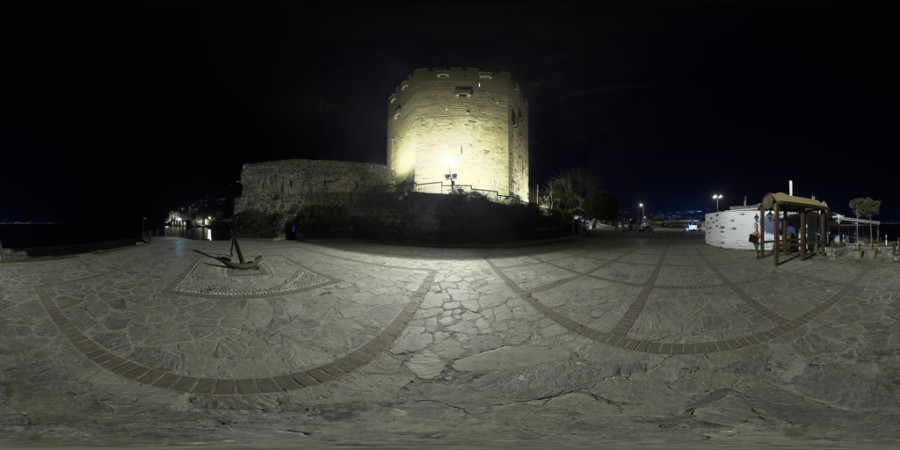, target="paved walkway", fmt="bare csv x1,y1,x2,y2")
1,235,898,448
